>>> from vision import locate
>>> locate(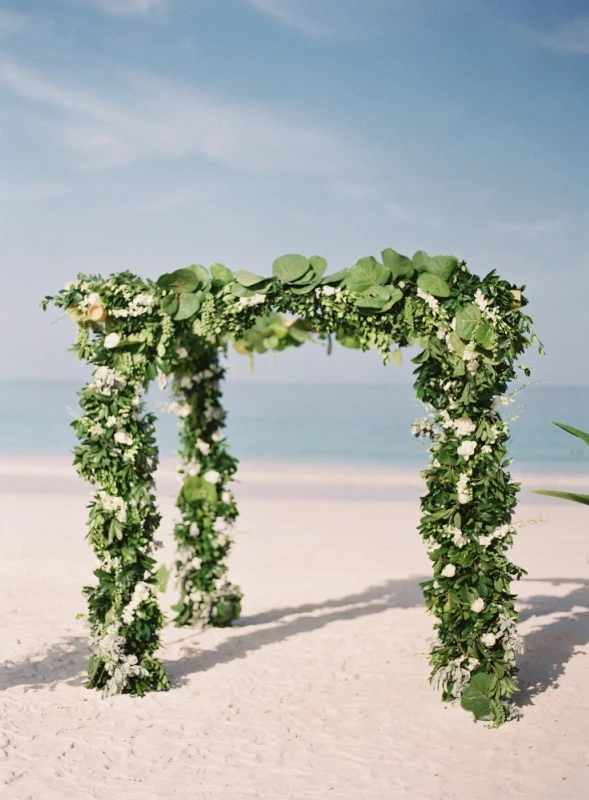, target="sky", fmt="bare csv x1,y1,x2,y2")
1,0,588,385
